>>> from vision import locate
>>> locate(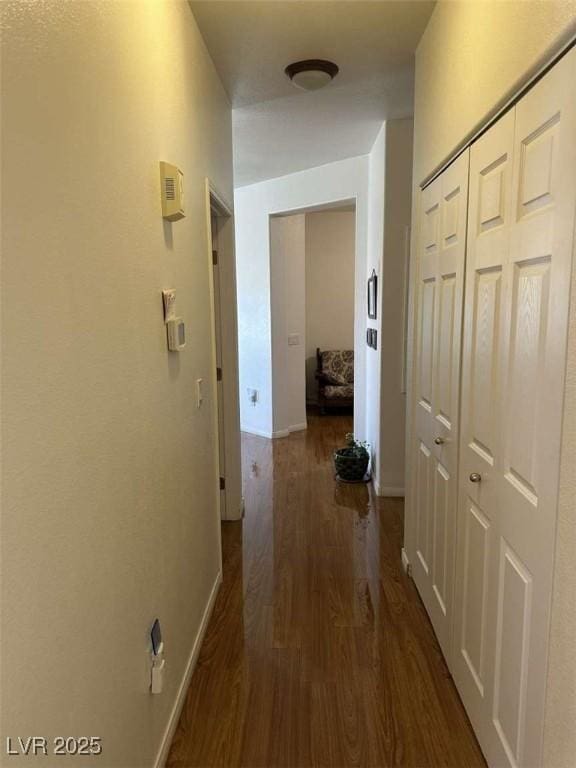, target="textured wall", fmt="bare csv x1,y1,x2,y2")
270,214,307,433
414,0,576,184
0,2,232,765
365,124,386,489
379,119,413,494
364,120,413,496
